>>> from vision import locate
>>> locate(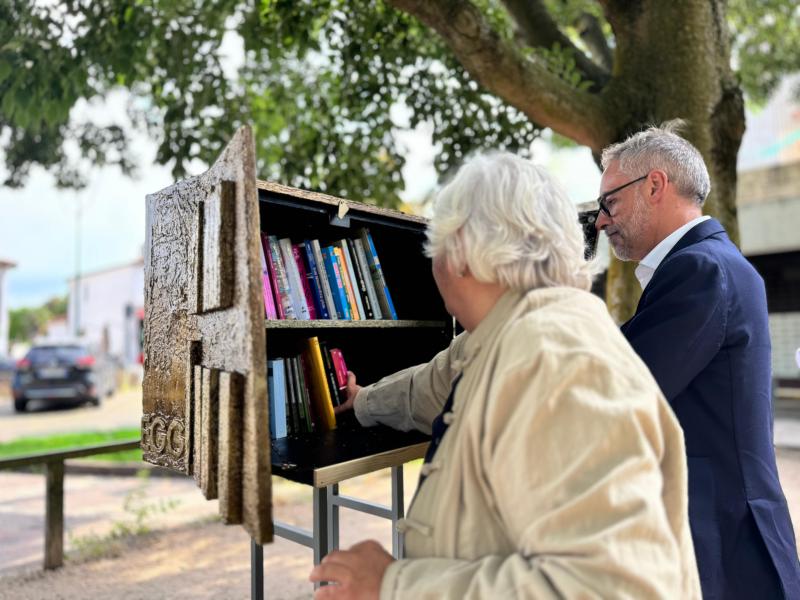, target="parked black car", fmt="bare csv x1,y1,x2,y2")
12,344,116,412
